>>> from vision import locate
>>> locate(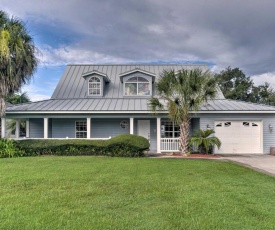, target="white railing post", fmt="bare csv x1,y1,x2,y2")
157,117,161,153
87,117,91,139
130,118,134,134
160,138,180,152
15,119,20,138
26,119,30,138
44,118,48,139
